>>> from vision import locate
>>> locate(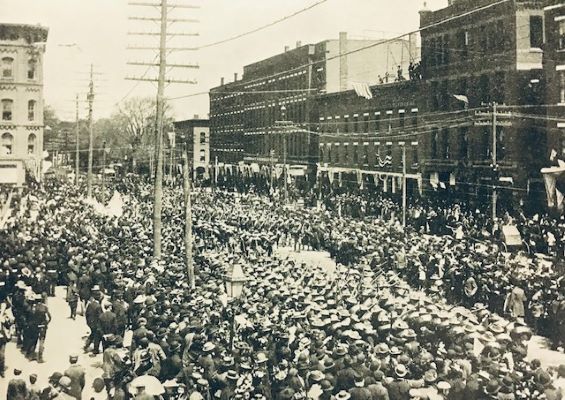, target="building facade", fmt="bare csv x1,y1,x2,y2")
0,23,48,185
209,32,415,180
173,118,210,180
544,1,565,161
